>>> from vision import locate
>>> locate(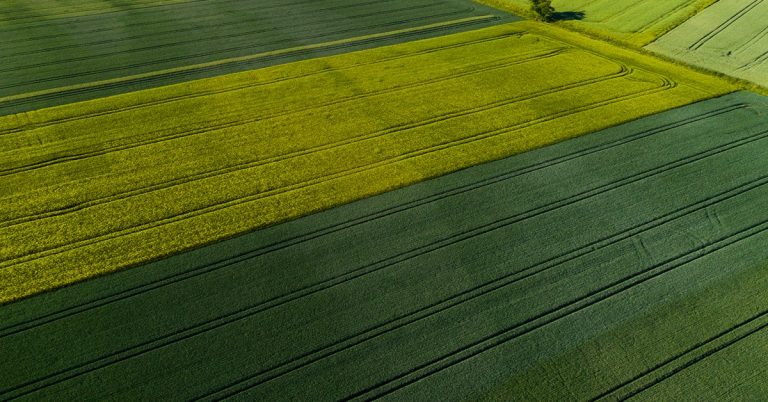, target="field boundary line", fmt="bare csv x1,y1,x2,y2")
0,104,745,336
